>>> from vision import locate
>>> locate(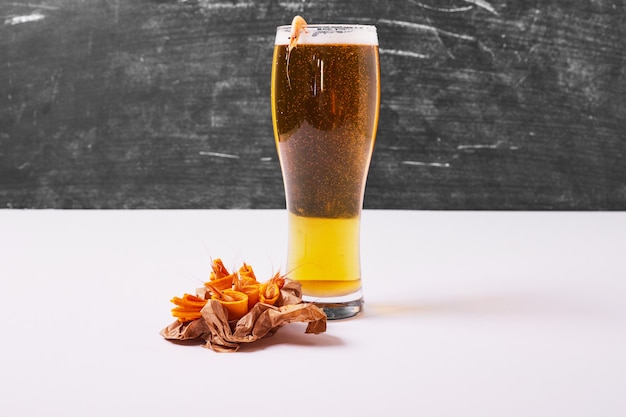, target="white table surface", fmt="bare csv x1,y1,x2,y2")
1,209,625,417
